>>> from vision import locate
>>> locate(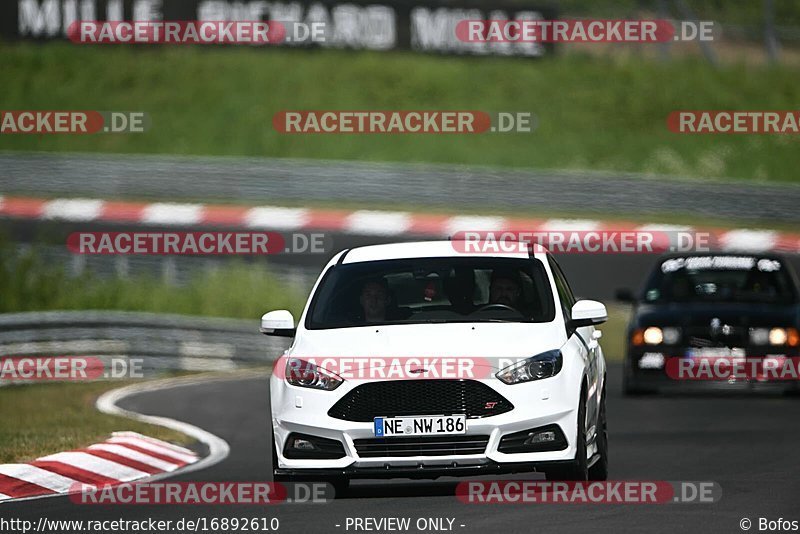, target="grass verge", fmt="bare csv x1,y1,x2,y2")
1,43,798,182
0,380,193,464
